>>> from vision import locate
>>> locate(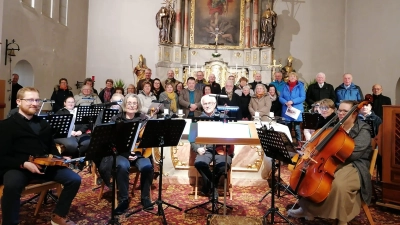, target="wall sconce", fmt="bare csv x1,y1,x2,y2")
75,81,83,89
5,39,20,65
